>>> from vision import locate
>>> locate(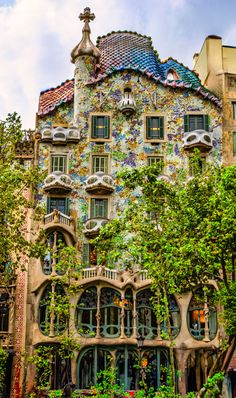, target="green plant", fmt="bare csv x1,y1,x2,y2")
0,347,8,392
